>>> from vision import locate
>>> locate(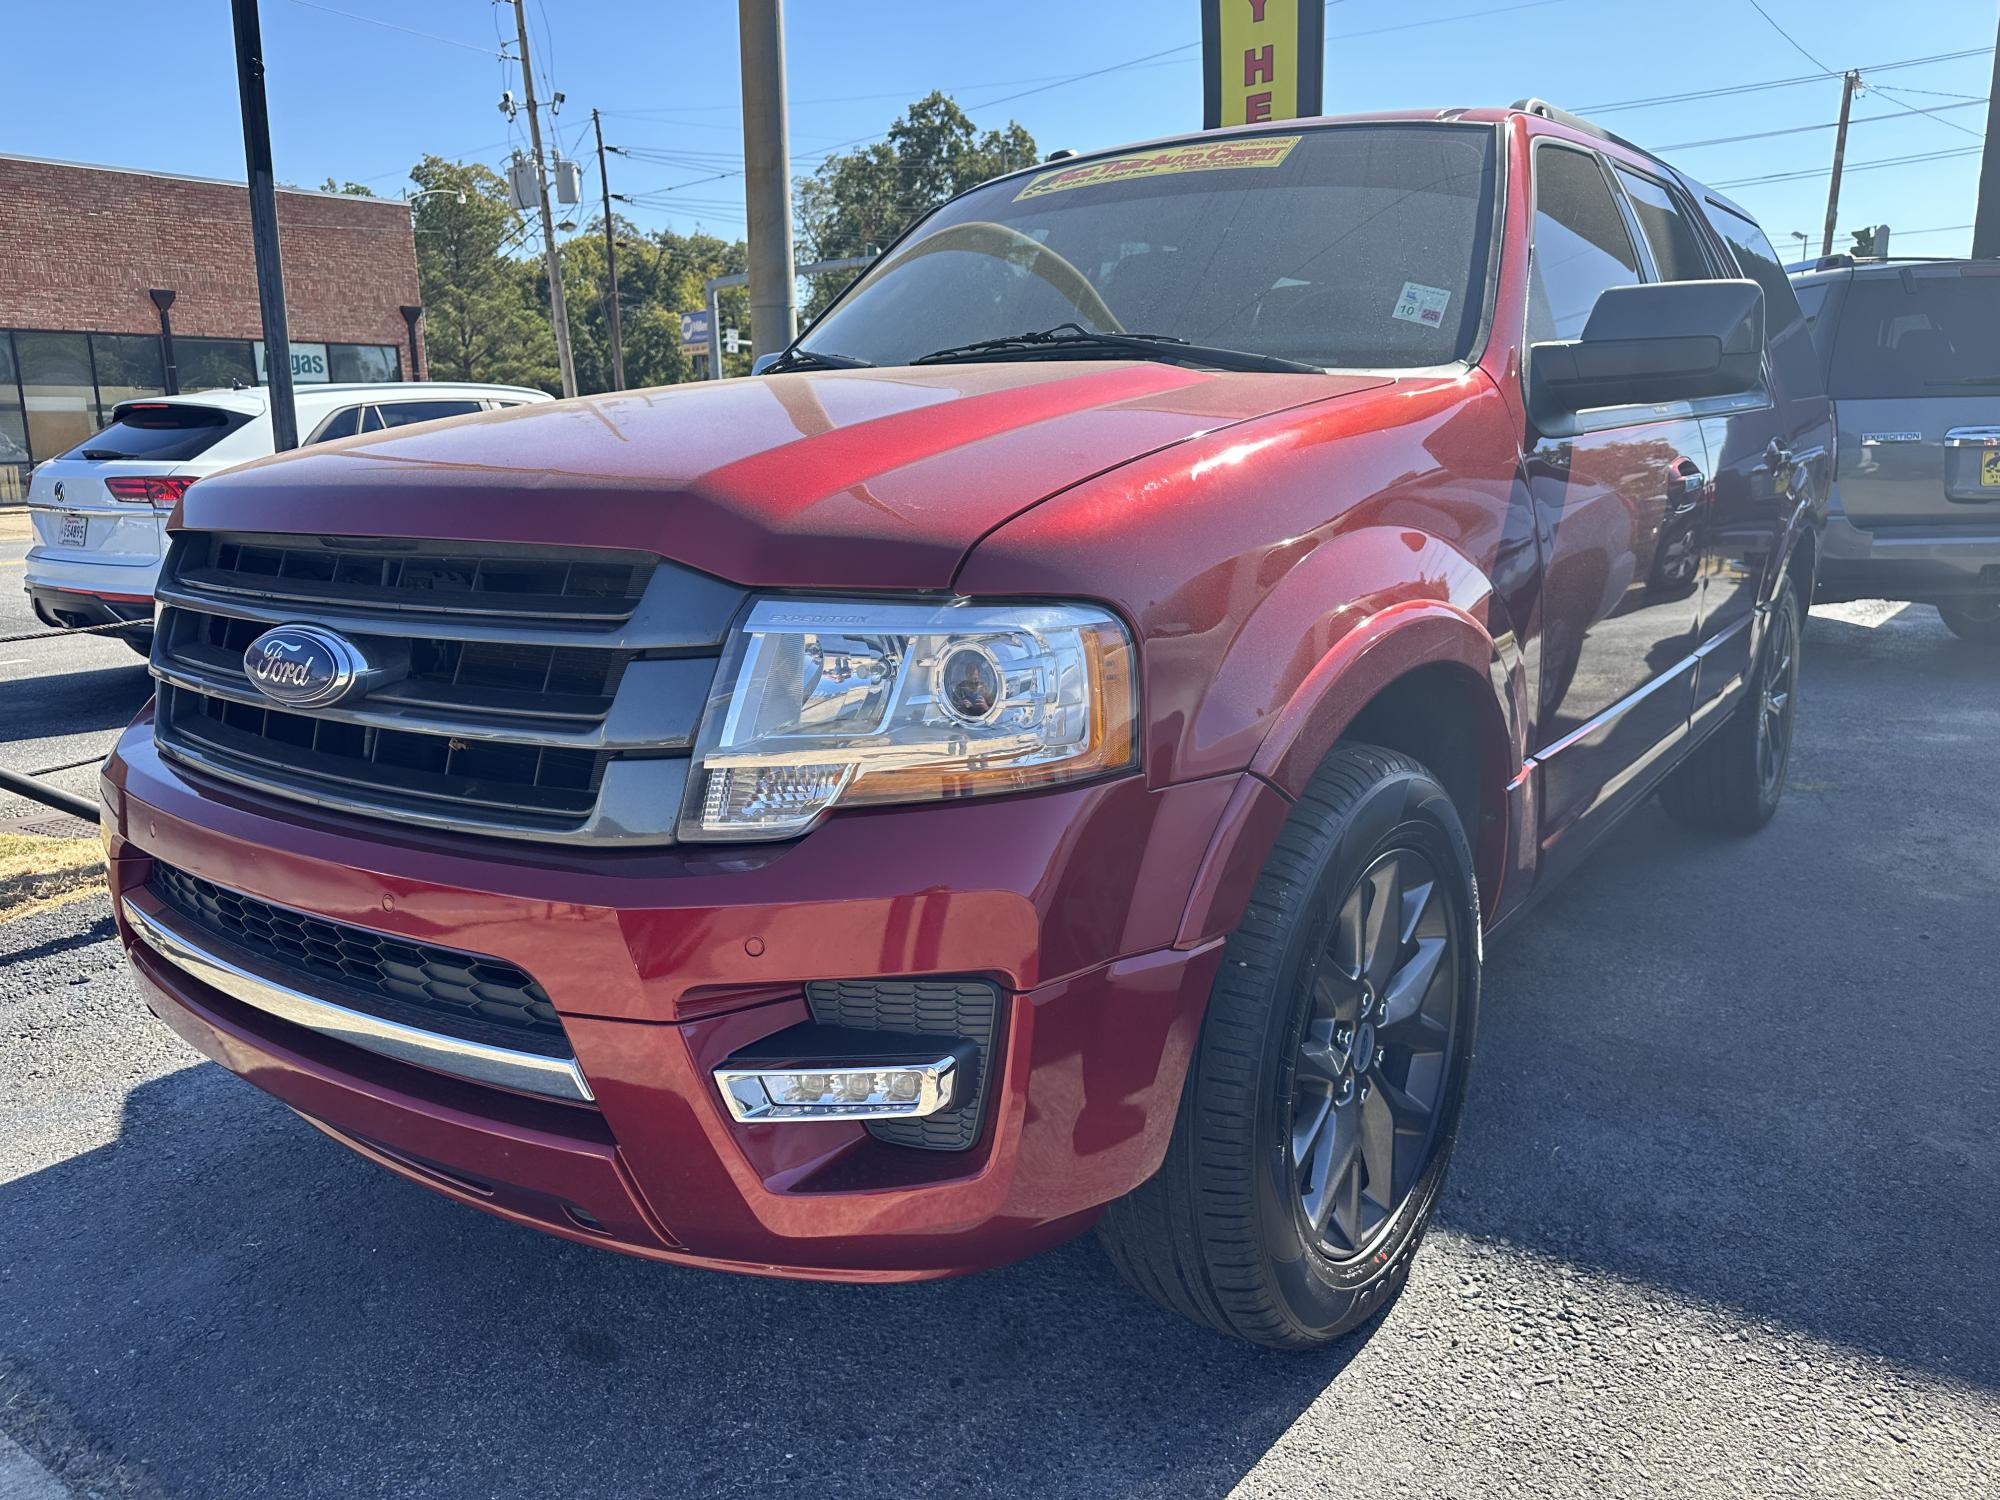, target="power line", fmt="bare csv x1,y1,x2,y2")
1714,144,1980,190
282,0,504,57
1579,47,1992,115
1866,83,1985,139
1659,98,1987,151
1742,0,1837,76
